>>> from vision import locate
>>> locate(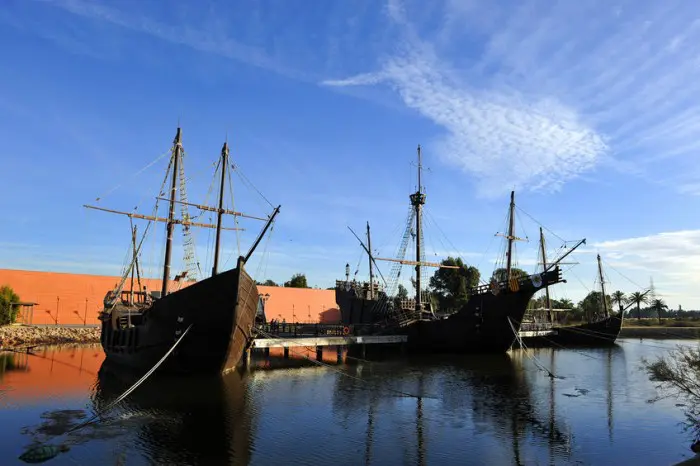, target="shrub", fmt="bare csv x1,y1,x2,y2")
0,285,20,326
